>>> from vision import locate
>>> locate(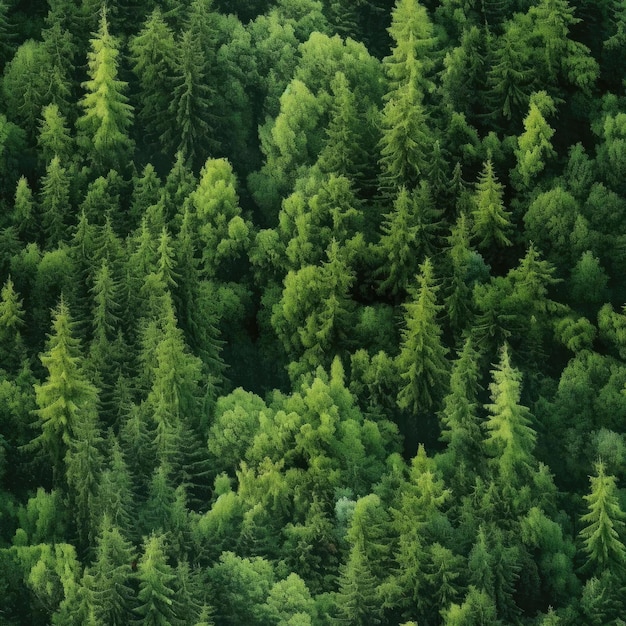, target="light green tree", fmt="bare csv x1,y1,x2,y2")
76,8,134,172
578,461,626,576
396,258,449,416
32,298,99,483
